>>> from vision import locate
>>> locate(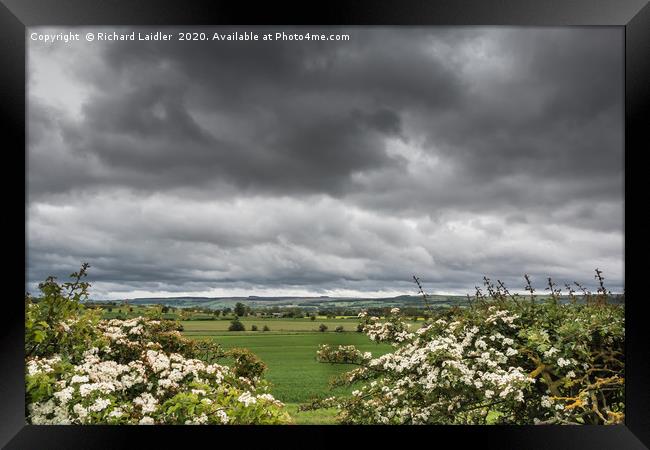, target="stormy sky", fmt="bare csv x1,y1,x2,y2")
27,27,624,299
